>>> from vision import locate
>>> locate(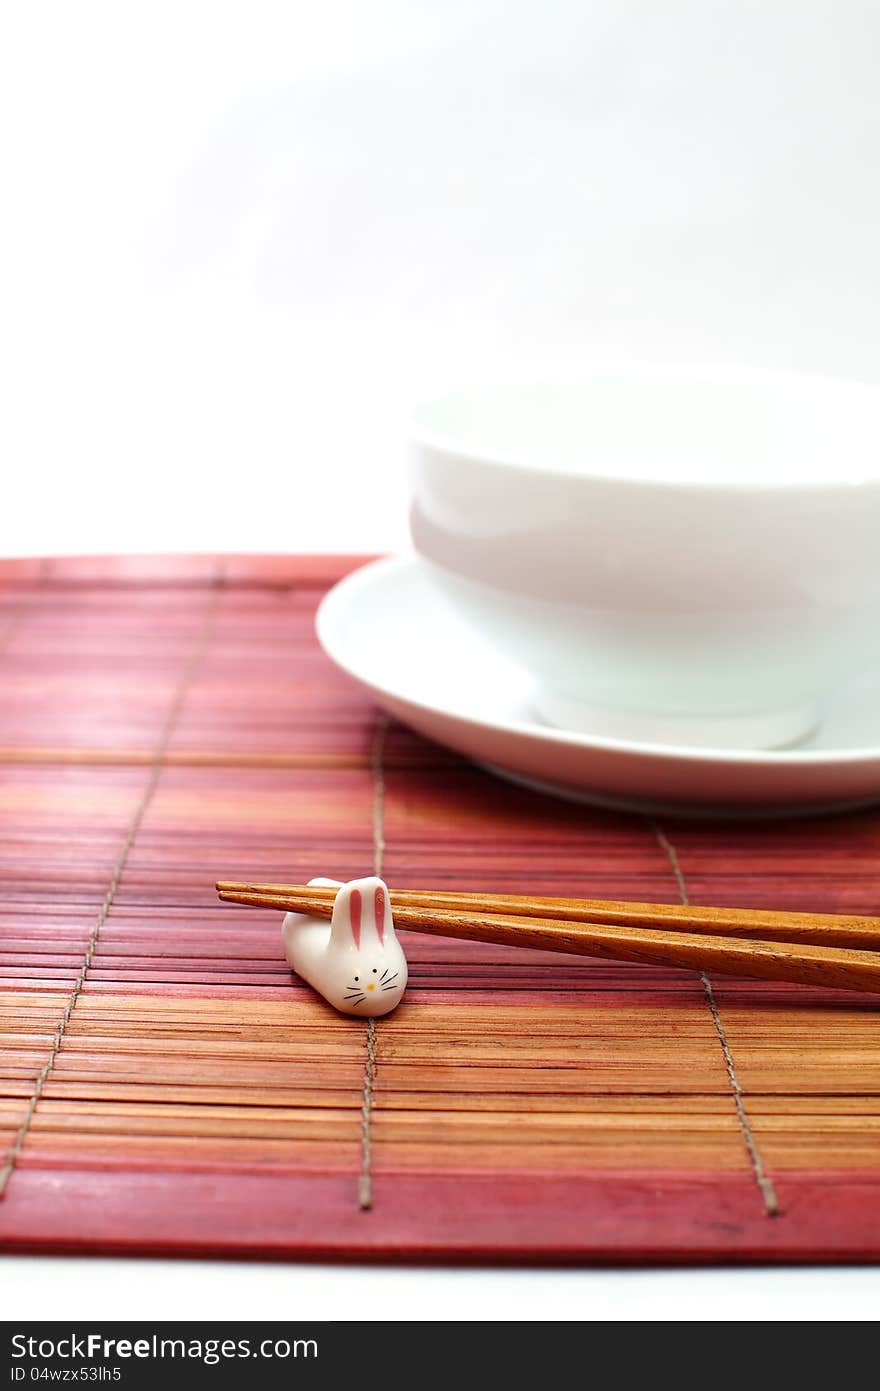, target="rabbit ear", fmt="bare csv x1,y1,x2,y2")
328,877,395,948
373,881,391,944
358,876,395,945
329,881,363,948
